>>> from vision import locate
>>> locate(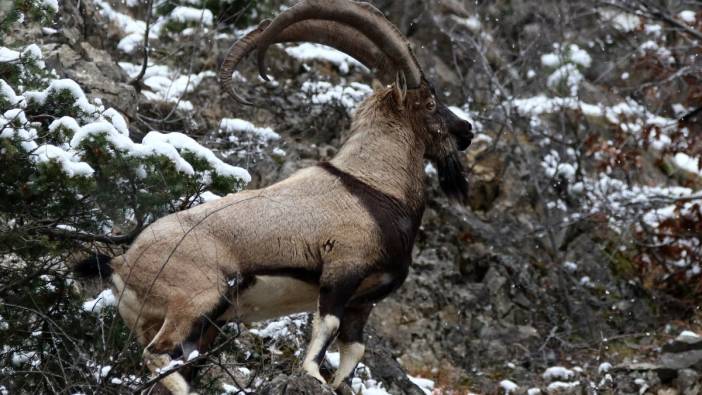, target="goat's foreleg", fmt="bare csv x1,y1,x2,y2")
302,275,361,383
331,303,372,388
302,312,341,383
